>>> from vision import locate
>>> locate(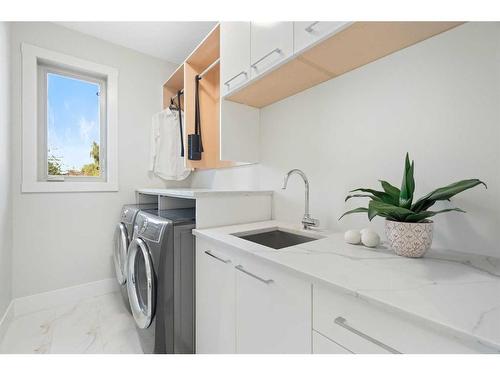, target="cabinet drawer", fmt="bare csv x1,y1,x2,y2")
313,284,485,354
313,331,352,354
294,21,350,53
